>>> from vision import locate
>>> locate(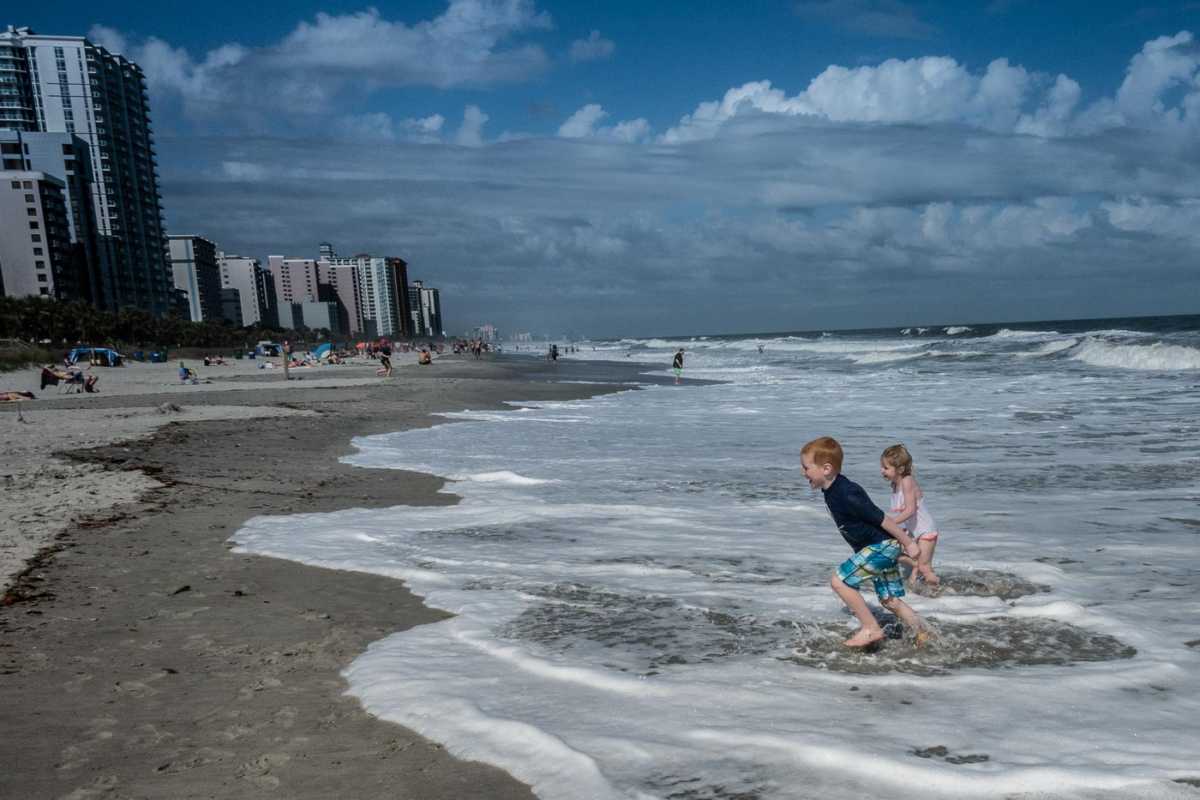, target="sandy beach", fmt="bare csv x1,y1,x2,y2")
0,353,666,799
